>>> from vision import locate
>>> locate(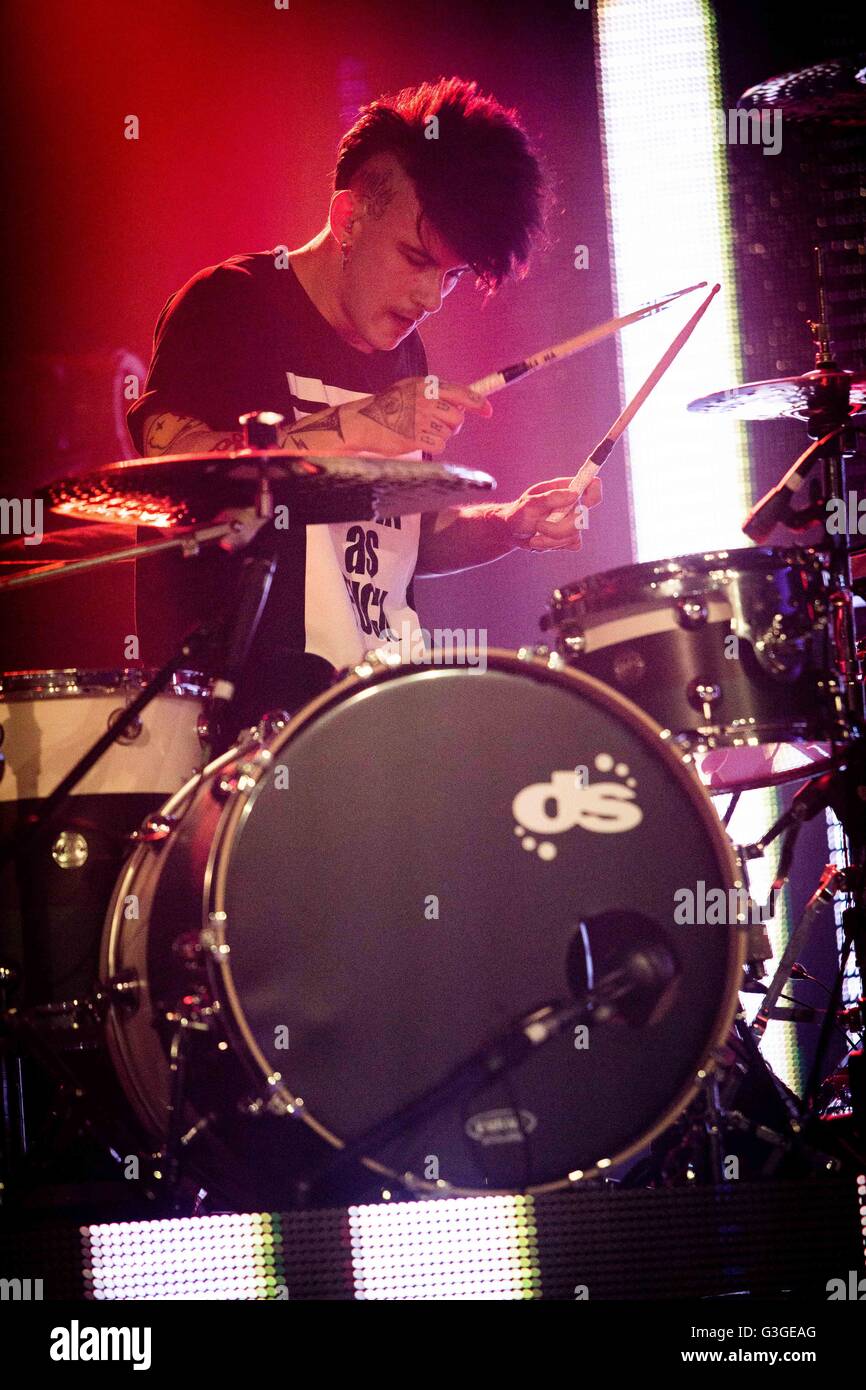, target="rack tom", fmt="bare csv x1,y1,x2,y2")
542,547,852,792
